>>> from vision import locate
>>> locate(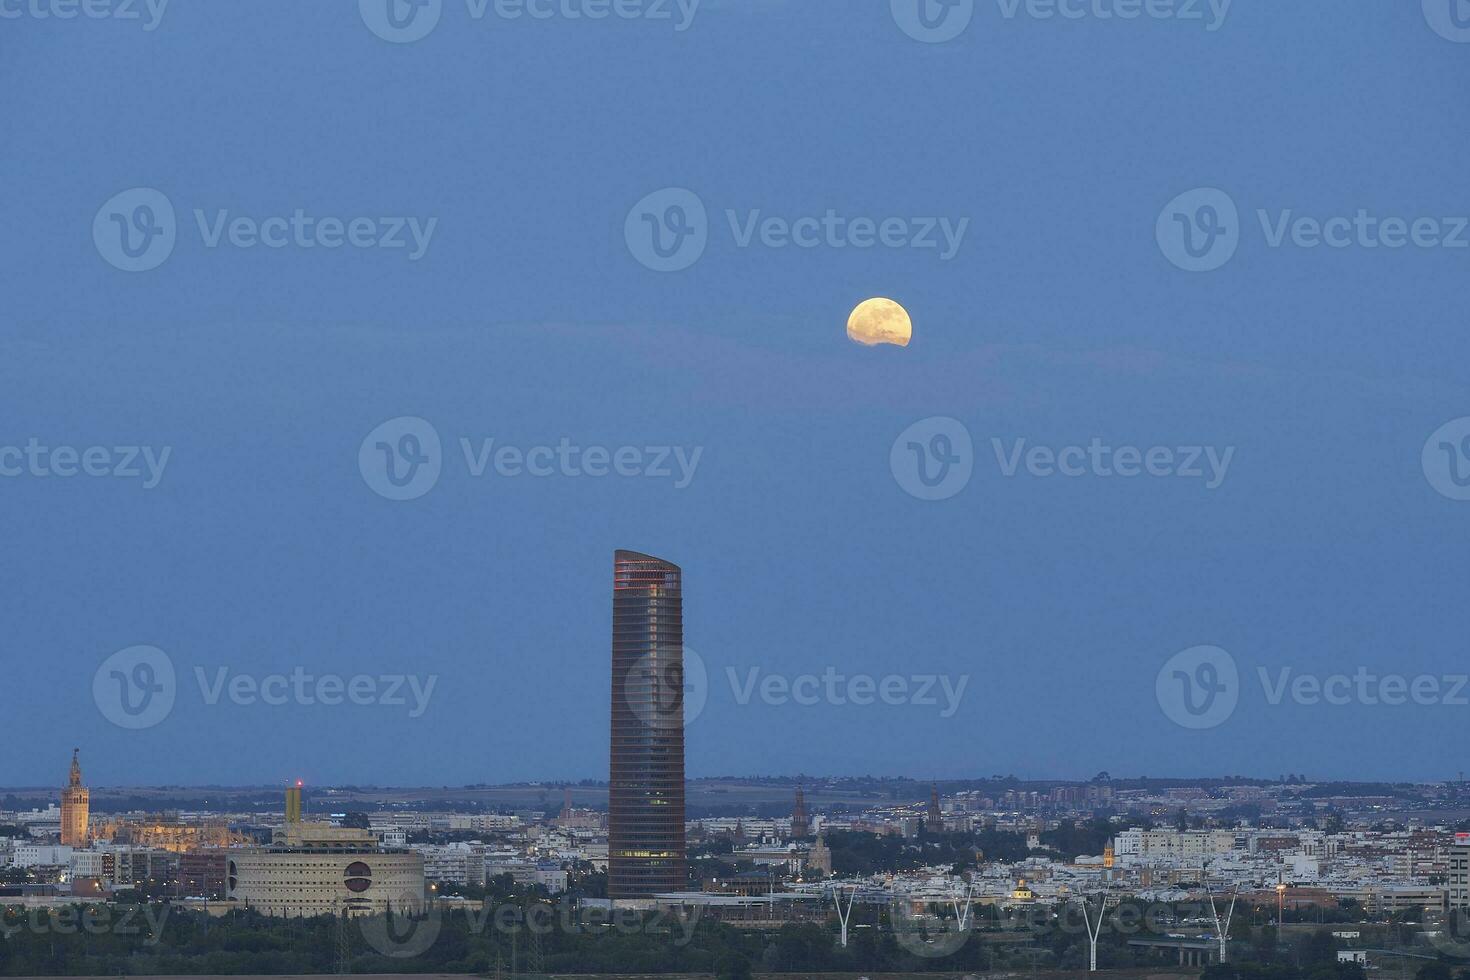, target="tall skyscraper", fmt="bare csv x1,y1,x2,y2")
608,550,687,899
285,781,302,824
60,748,89,846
